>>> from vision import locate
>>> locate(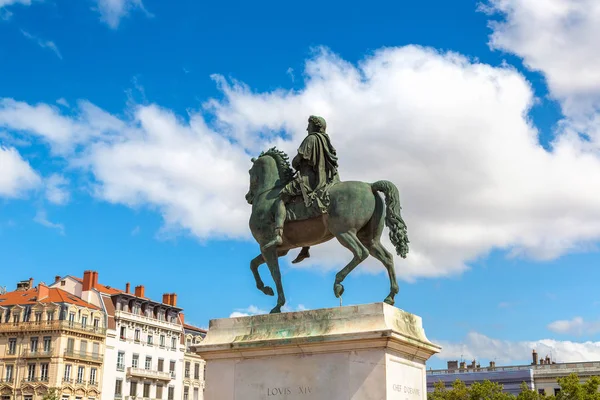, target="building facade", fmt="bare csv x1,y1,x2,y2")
182,323,206,400
0,279,107,400
427,351,600,395
51,271,192,400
